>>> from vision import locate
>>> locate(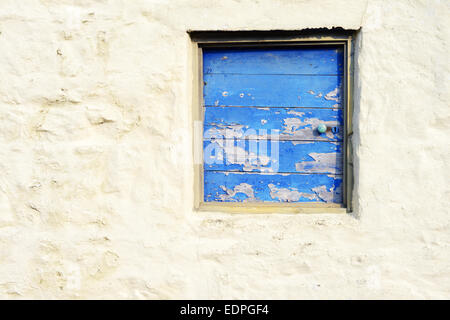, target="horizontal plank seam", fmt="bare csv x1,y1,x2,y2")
203,138,343,142
205,170,343,176
203,105,343,109
204,73,344,76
